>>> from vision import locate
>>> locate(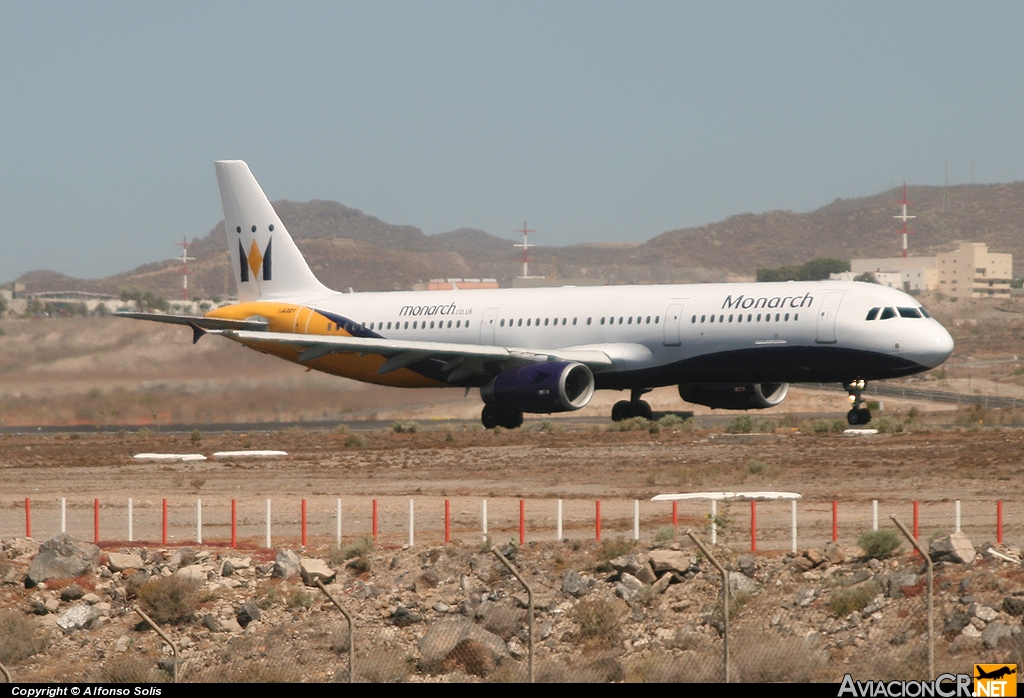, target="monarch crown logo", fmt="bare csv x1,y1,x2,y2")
239,237,272,282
